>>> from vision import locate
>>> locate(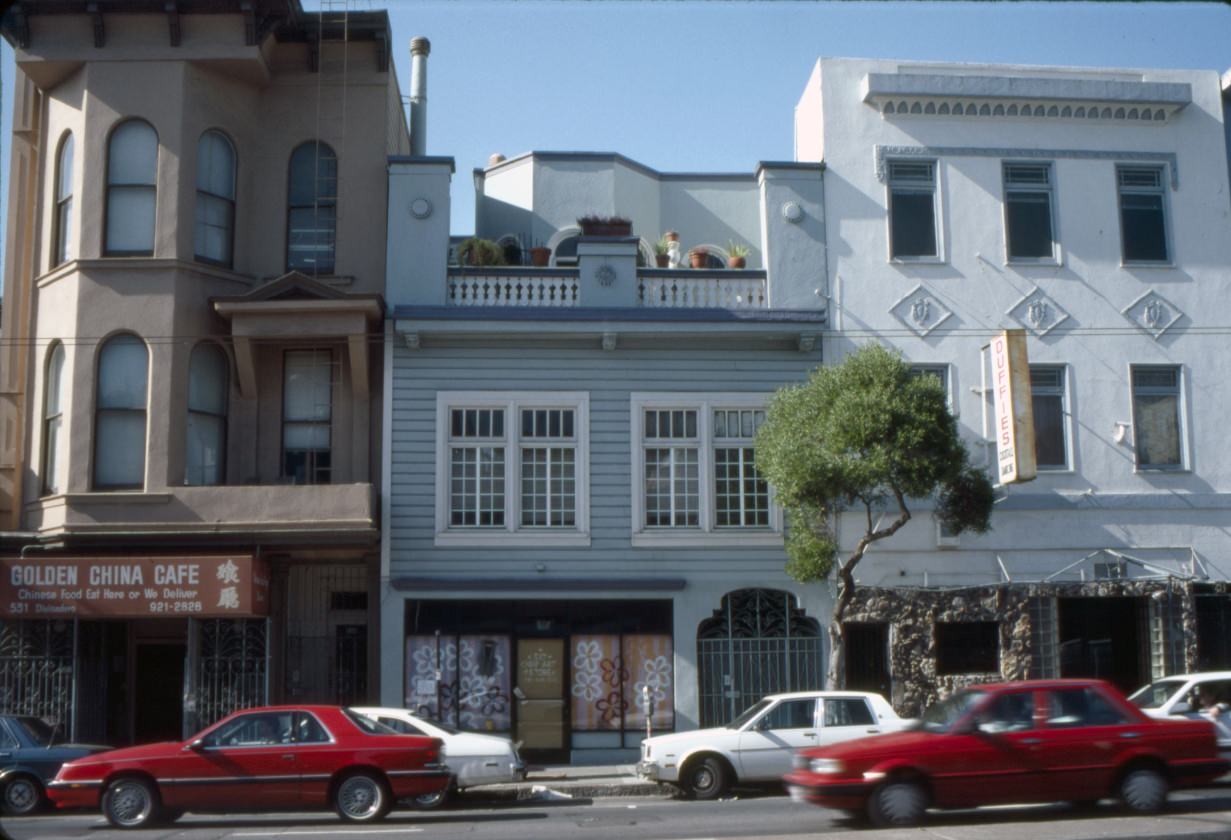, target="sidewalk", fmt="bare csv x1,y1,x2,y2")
462,763,671,801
